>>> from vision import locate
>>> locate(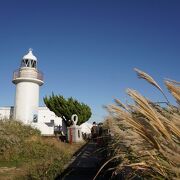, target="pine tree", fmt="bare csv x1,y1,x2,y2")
44,93,92,126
